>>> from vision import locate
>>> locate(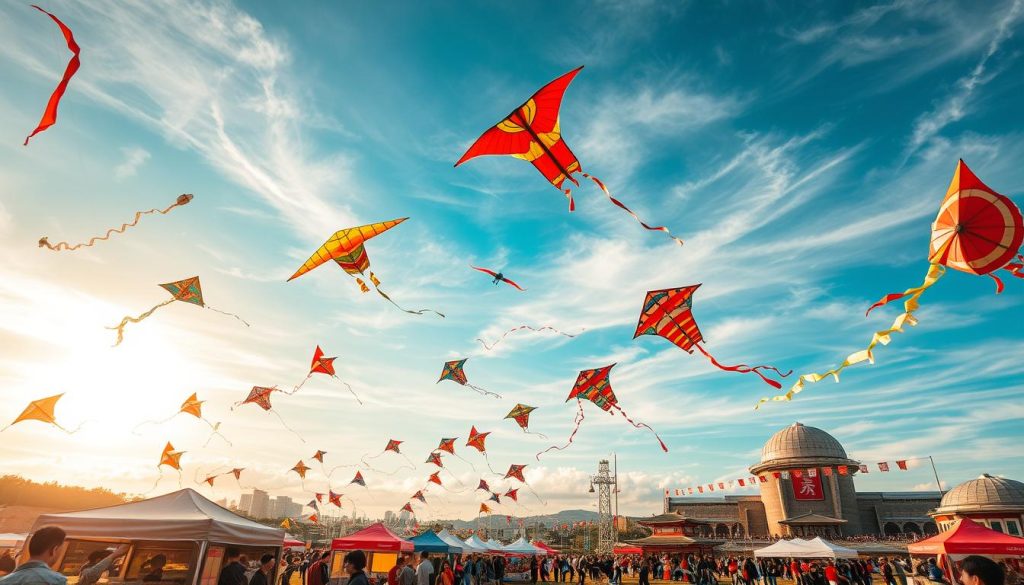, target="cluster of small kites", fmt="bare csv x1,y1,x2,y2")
5,5,1023,524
